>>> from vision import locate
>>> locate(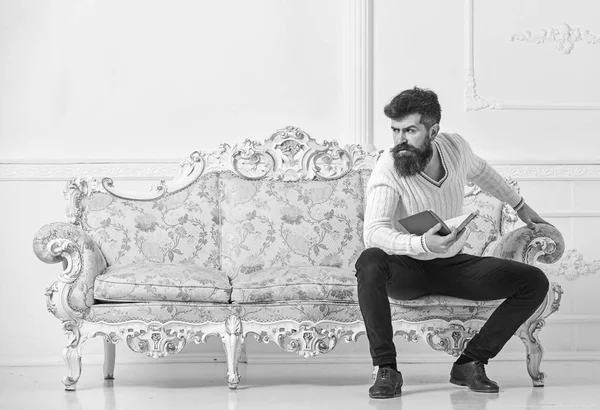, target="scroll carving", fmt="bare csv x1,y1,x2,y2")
511,23,600,54
45,282,58,315
423,324,477,357
524,237,557,265
248,321,360,358
516,282,563,386
47,239,82,284
541,249,600,280
465,75,501,111
63,127,379,219
121,325,190,359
